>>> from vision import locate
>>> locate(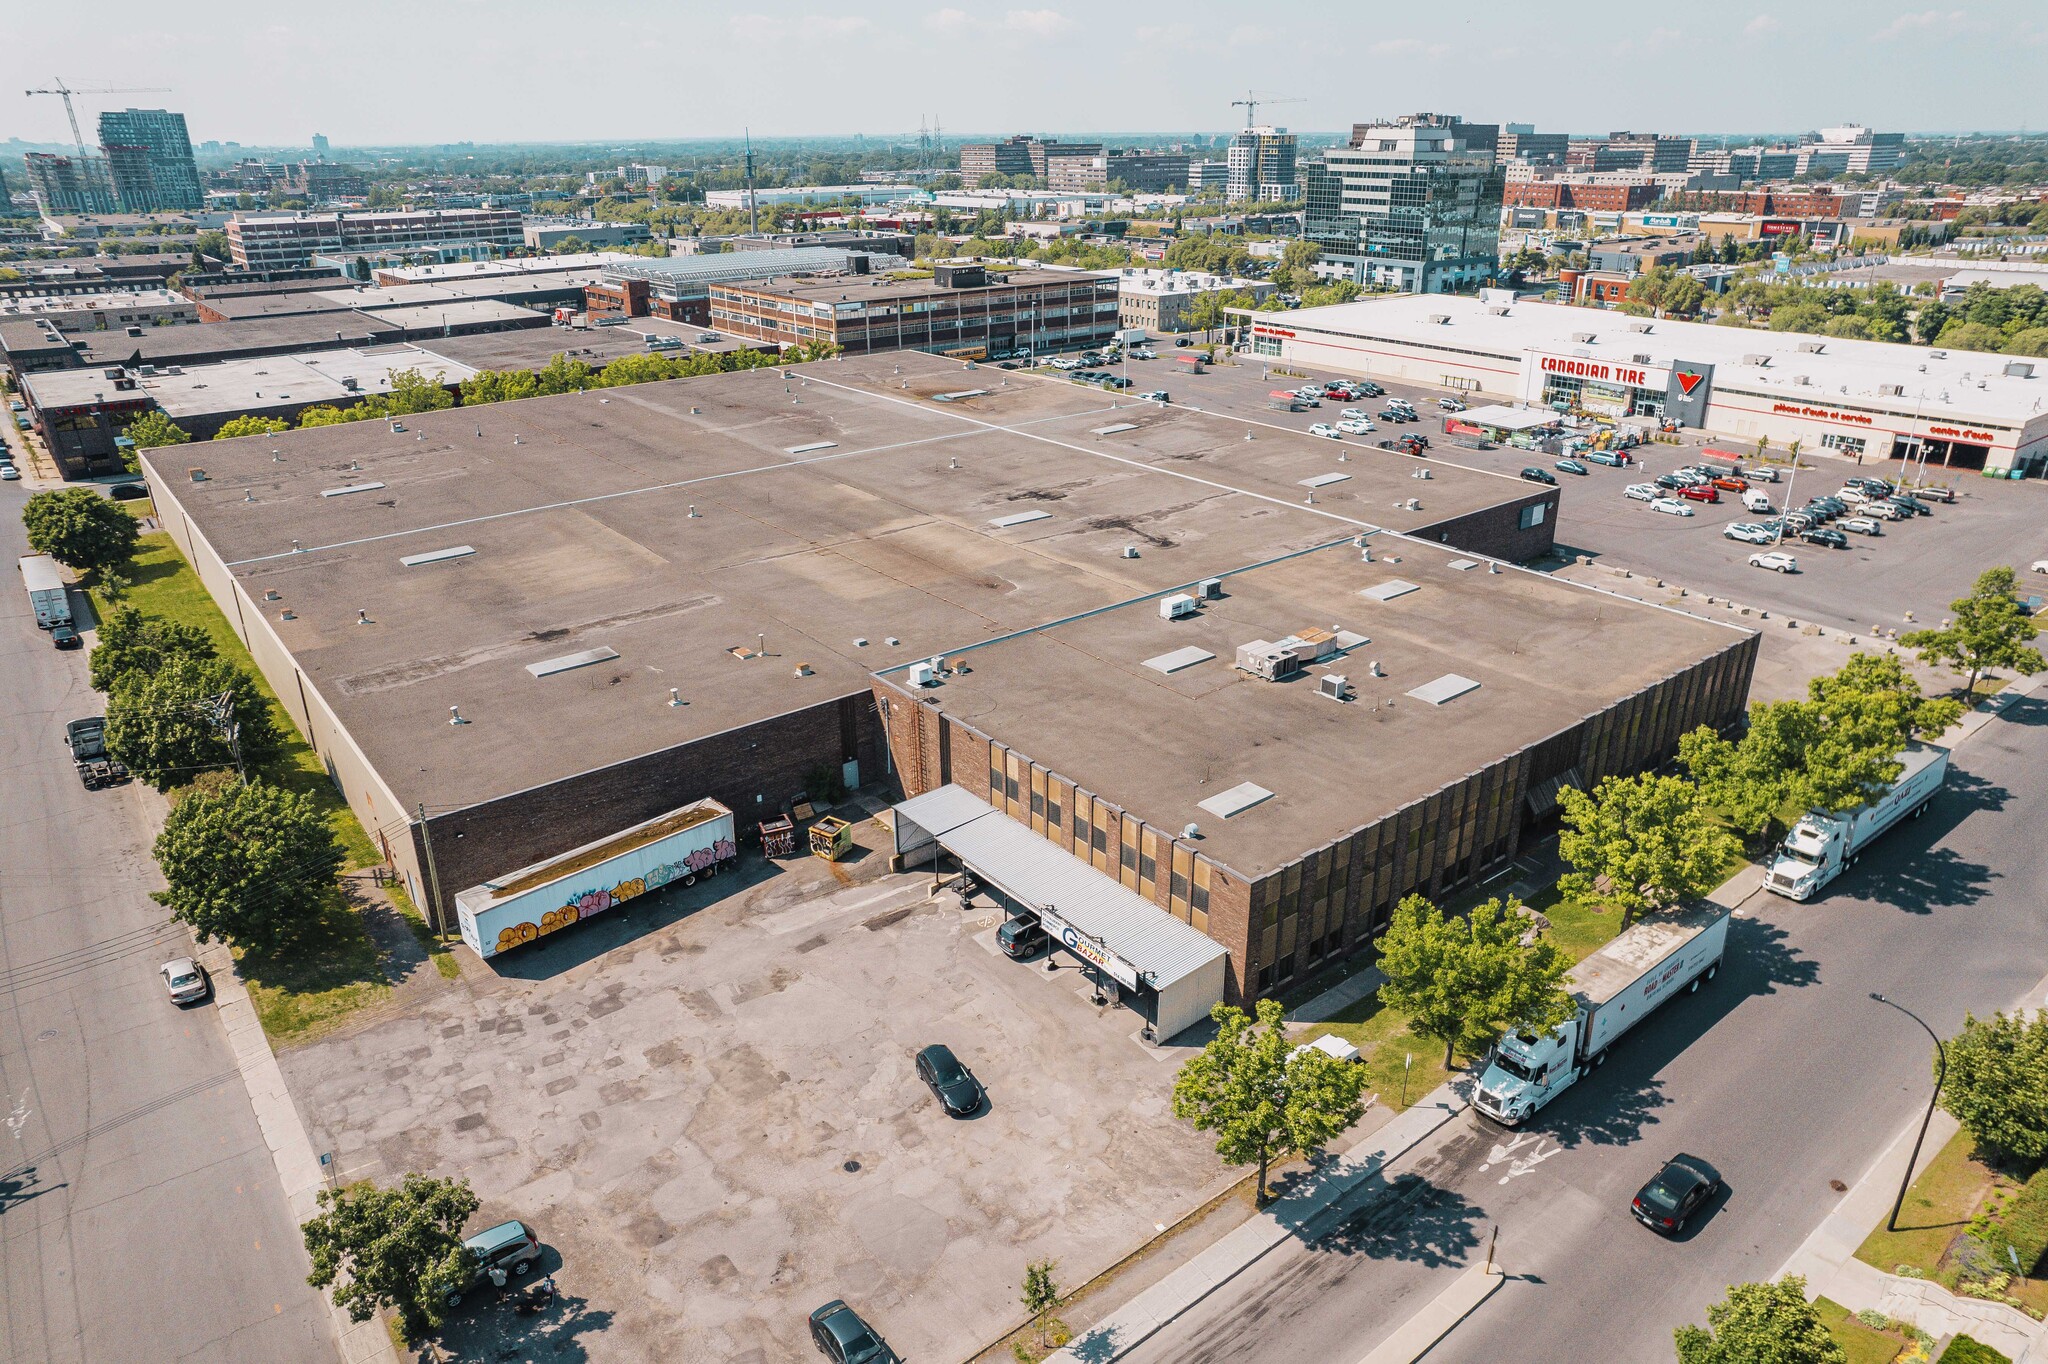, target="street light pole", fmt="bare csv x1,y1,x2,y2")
1871,992,1947,1234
